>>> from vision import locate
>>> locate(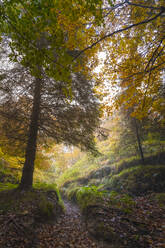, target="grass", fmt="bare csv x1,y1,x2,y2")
57,150,165,195
106,165,165,196
60,153,165,200
0,182,18,191
56,154,103,187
